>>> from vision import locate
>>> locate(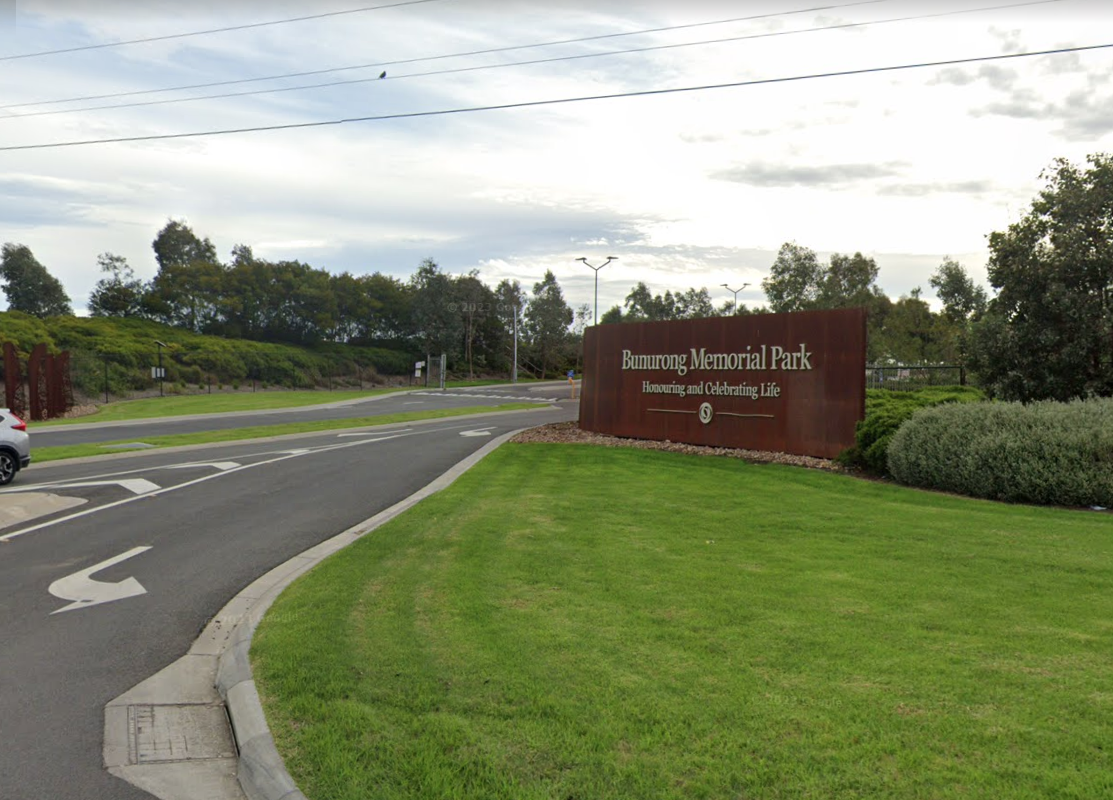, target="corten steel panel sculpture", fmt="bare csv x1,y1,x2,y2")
580,308,867,459
3,342,26,417
28,343,48,421
46,351,72,419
